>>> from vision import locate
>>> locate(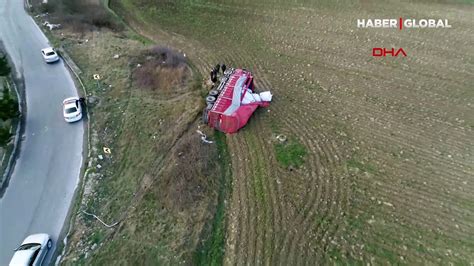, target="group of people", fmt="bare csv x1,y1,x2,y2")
210,63,226,83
